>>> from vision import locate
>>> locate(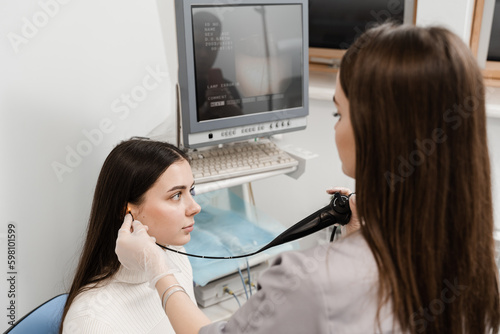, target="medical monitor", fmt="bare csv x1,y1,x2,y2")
308,0,416,65
175,0,309,149
309,0,414,49
488,0,500,61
